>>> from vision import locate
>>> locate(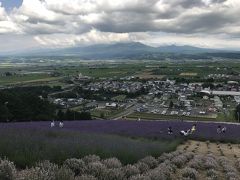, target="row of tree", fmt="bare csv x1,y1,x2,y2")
0,87,92,122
